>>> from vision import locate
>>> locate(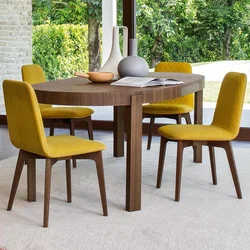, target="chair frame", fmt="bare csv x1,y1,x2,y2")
143,112,191,150
7,149,107,228
21,64,94,169
143,61,193,150
156,137,242,201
